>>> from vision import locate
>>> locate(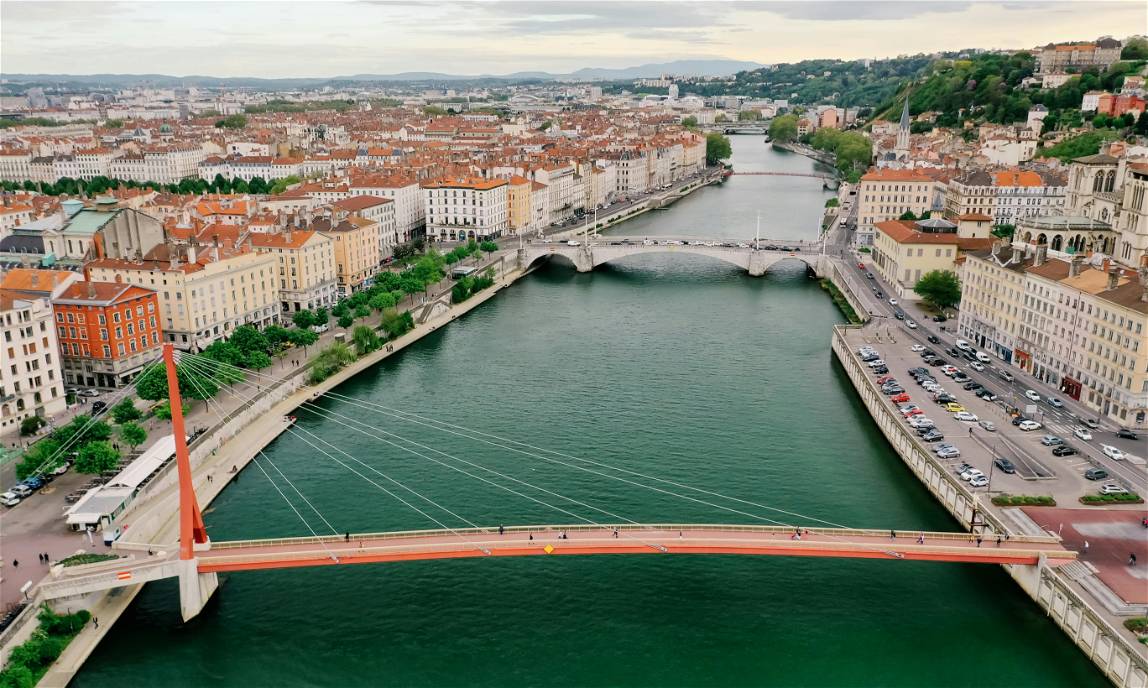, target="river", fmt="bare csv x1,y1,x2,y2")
73,139,1104,687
